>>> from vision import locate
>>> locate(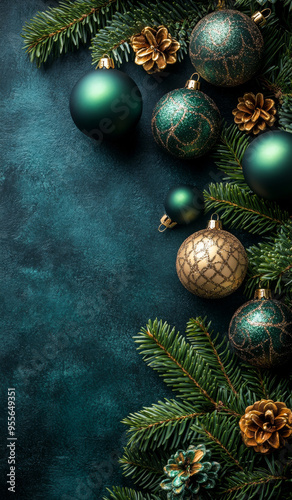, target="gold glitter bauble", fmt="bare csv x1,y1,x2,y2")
176,215,248,298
